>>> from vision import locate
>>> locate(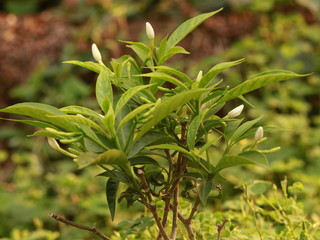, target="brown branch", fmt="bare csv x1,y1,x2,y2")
187,197,200,224
137,169,153,203
217,219,228,240
170,184,179,239
144,202,171,240
48,213,111,240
